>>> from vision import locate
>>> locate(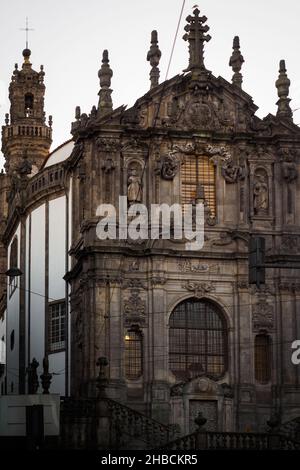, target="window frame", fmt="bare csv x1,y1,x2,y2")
169,298,228,381
124,328,143,380
254,333,272,384
48,300,66,354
